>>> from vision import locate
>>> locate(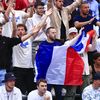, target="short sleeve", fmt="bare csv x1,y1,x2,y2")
20,11,28,18
73,16,80,23
8,37,22,47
